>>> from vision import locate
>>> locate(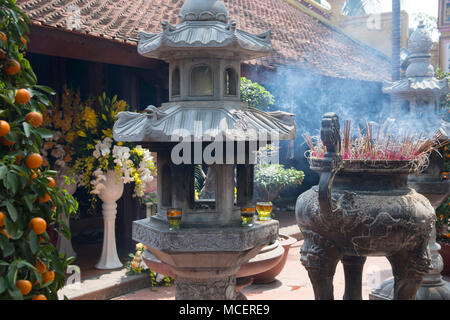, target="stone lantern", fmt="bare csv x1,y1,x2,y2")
113,0,296,300
370,22,450,300
383,21,449,115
